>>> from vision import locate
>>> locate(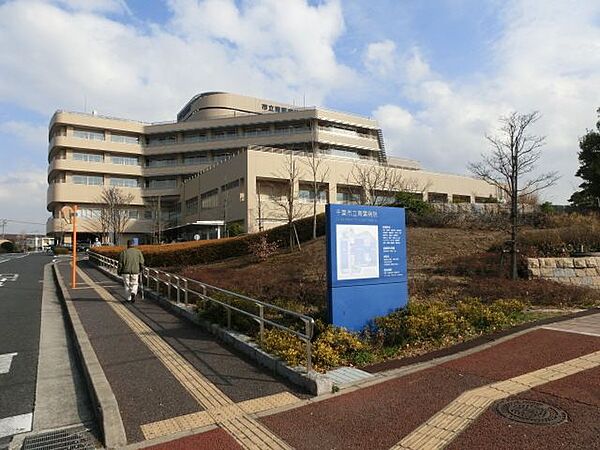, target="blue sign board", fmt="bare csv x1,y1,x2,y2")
326,204,408,331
